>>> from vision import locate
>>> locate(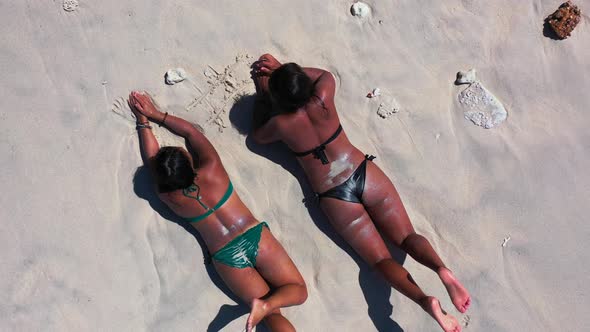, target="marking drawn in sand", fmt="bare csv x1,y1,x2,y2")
456,69,507,129
63,0,79,12
185,54,255,132
462,314,471,327
110,96,136,123
377,98,400,119
368,88,421,157
501,235,511,247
